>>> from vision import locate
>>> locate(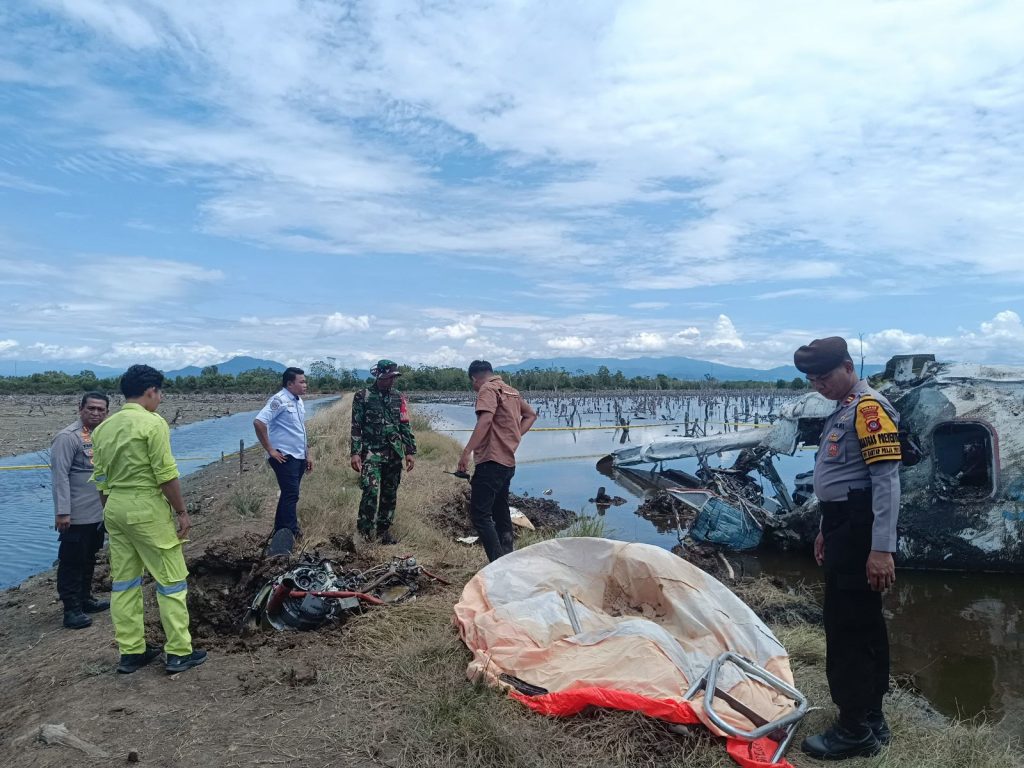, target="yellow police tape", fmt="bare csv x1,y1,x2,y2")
0,454,235,471
0,424,785,472
440,420,774,433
